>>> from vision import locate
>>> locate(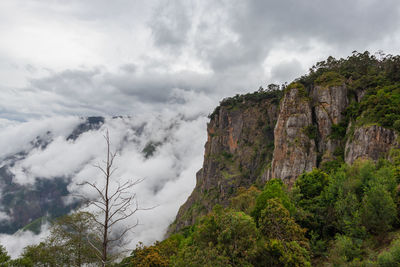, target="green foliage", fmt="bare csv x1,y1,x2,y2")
259,198,307,243
319,160,398,239
328,235,363,265
12,212,101,267
173,245,232,267
0,244,10,264
173,208,260,266
20,242,60,267
123,241,173,267
251,179,295,225
221,151,233,161
296,169,329,200
329,122,347,140
230,186,261,214
361,182,397,234
314,71,345,87
320,158,344,174
255,198,310,267
302,125,318,140
377,238,400,266
208,87,283,120
286,82,305,91
256,239,311,267
358,84,400,130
